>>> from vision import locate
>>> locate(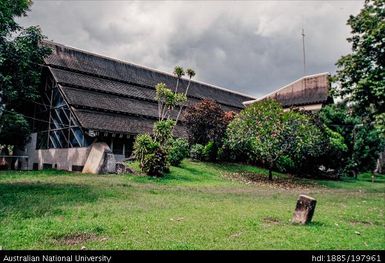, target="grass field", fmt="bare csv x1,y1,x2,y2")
0,160,384,250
